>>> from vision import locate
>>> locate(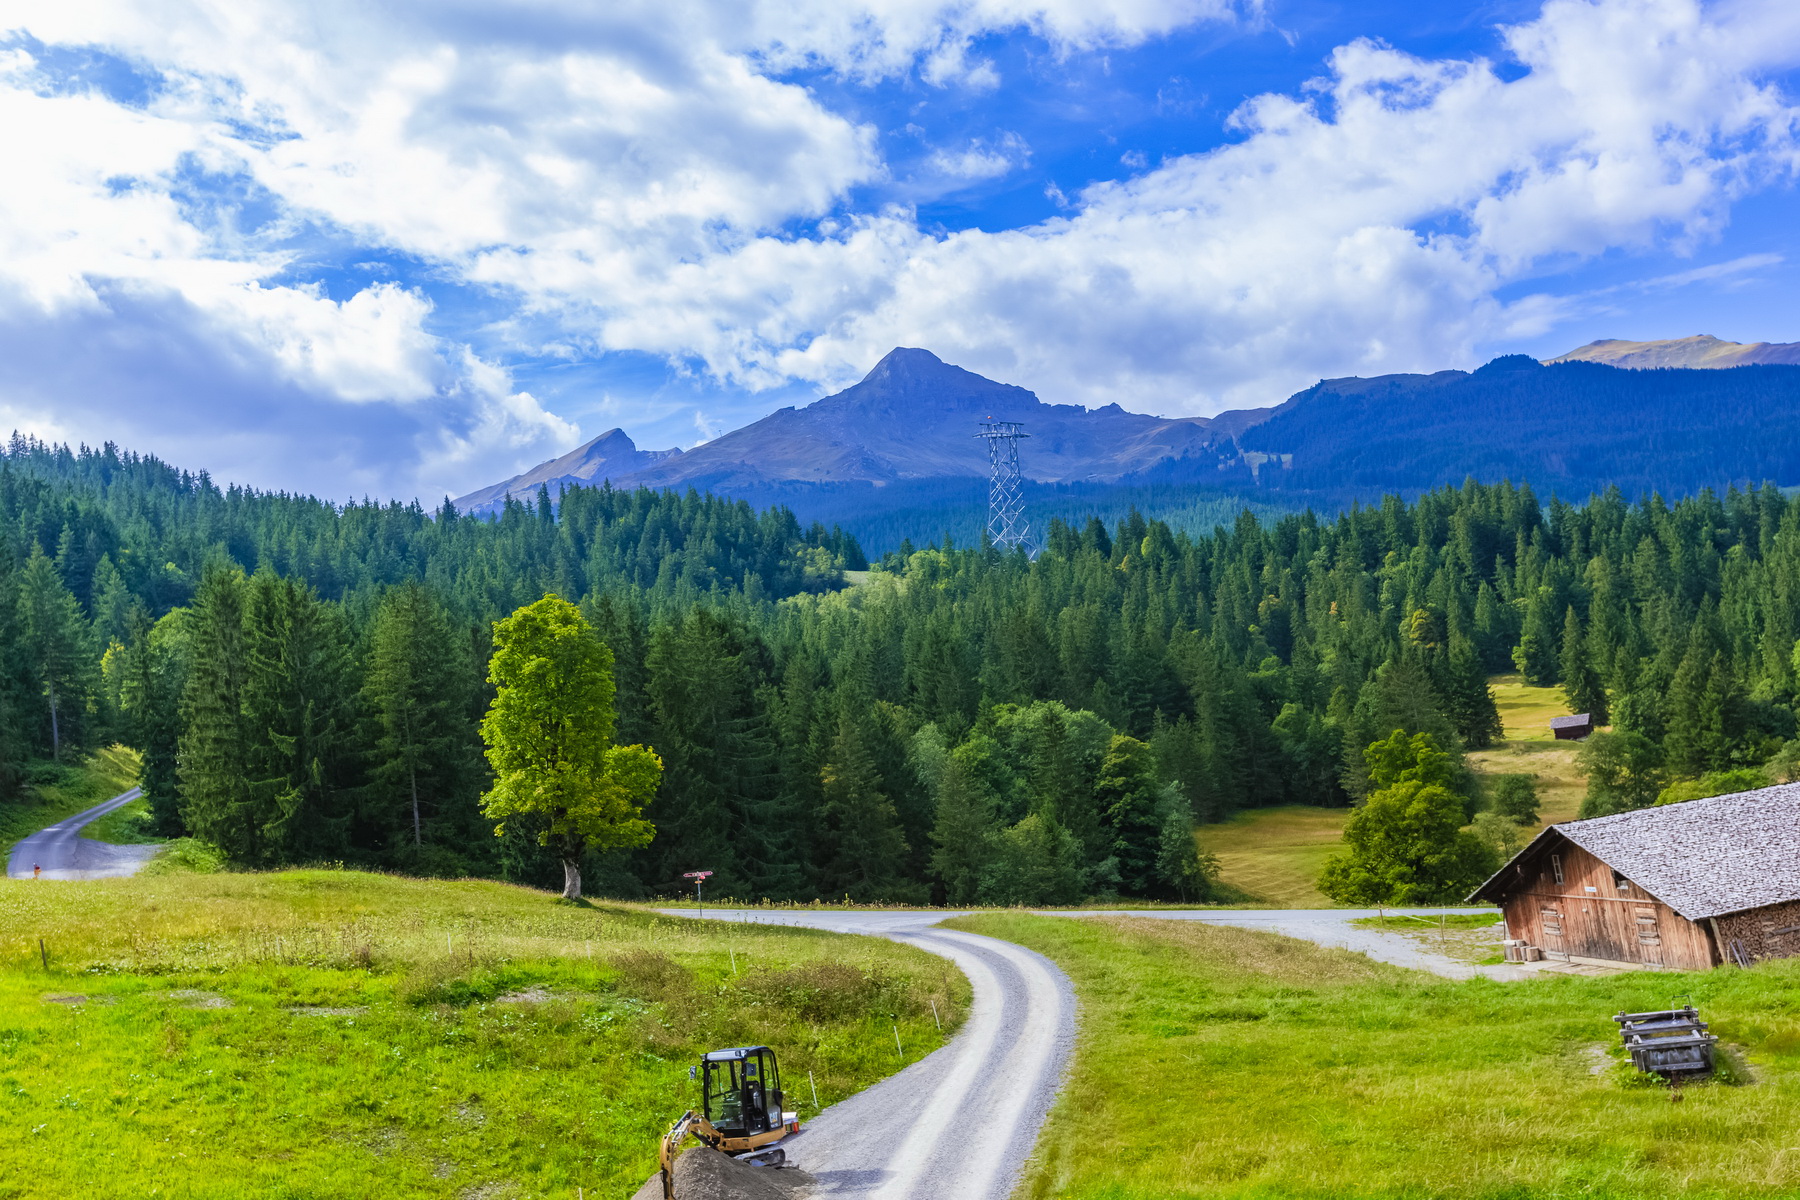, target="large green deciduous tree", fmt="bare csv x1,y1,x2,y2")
480,595,661,900
1319,731,1494,905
